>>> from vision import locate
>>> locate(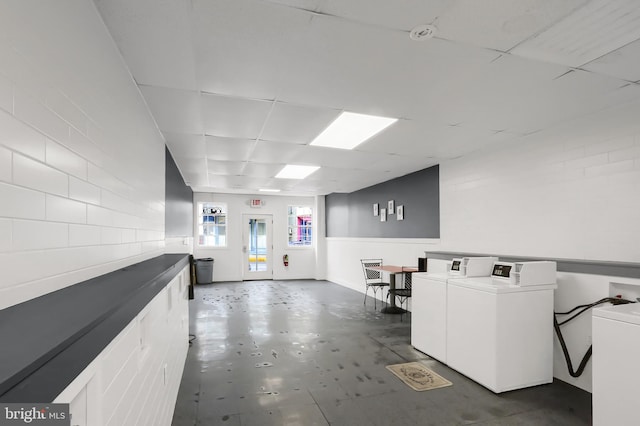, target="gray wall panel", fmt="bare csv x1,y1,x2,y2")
327,165,439,238
325,193,349,237
165,147,193,237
